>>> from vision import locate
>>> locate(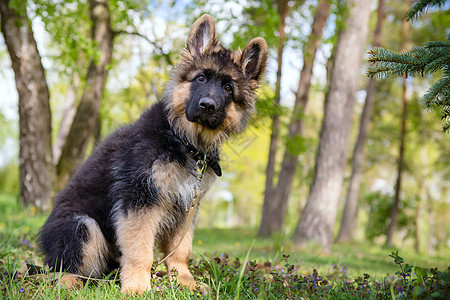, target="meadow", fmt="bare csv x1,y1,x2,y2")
1,195,448,299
